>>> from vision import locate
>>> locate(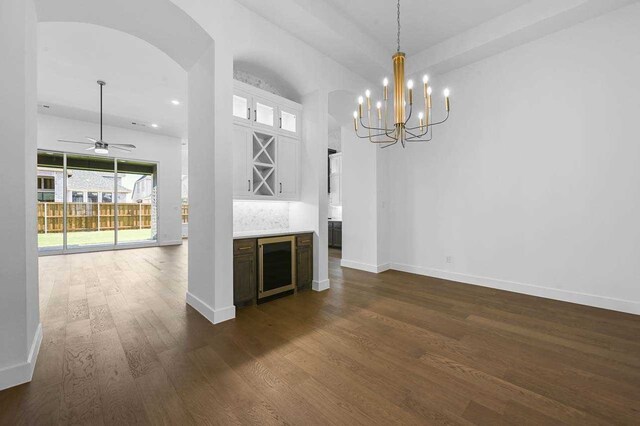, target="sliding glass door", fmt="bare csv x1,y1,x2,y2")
66,154,116,248
116,159,157,245
37,150,158,253
37,152,64,252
